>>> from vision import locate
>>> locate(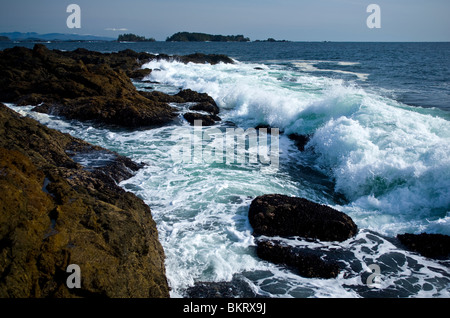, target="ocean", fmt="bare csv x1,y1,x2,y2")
3,41,450,298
